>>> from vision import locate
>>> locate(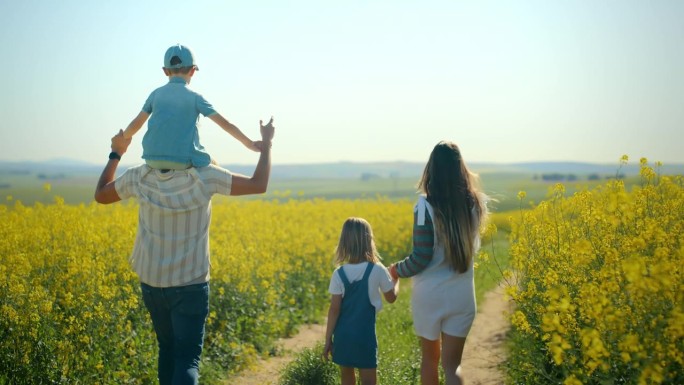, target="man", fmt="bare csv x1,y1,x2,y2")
94,118,275,385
